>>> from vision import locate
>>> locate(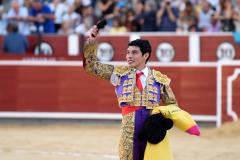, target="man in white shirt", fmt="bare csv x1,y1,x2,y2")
7,0,30,35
